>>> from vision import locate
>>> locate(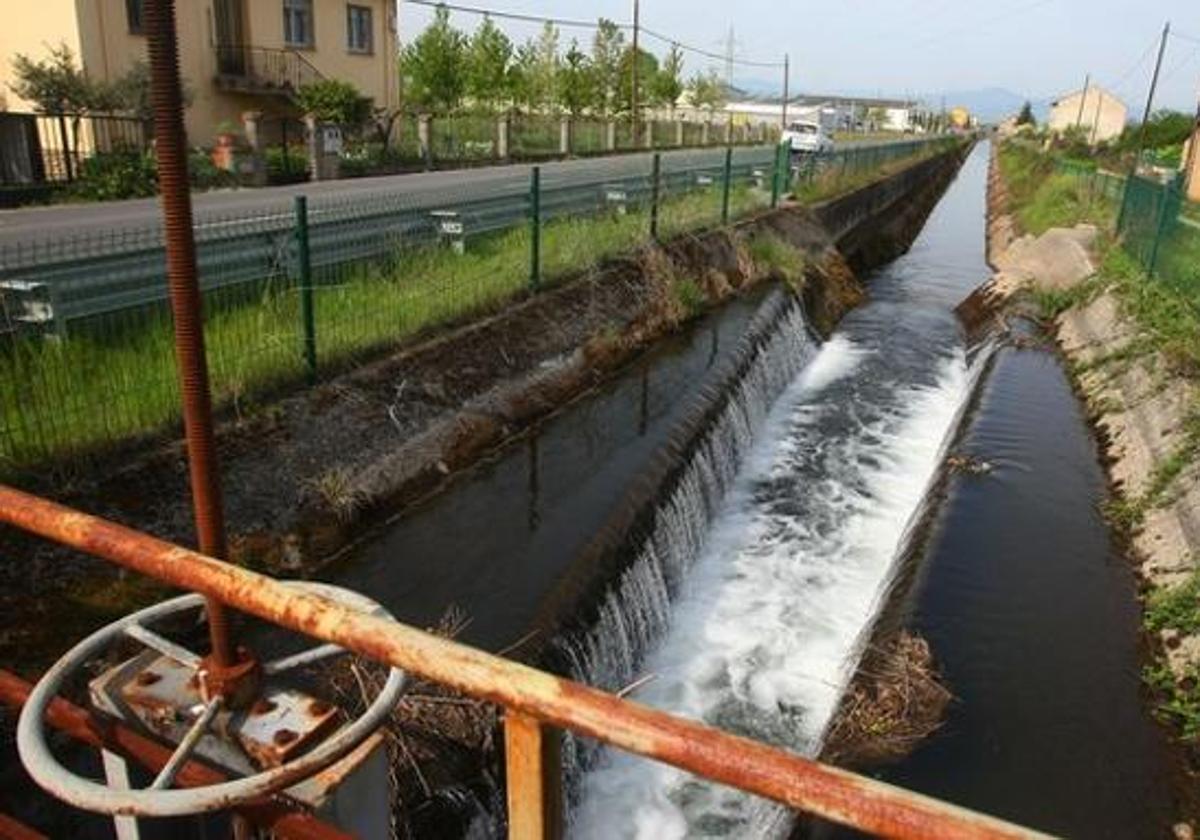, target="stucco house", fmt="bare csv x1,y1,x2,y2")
0,0,400,145
1047,85,1127,144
